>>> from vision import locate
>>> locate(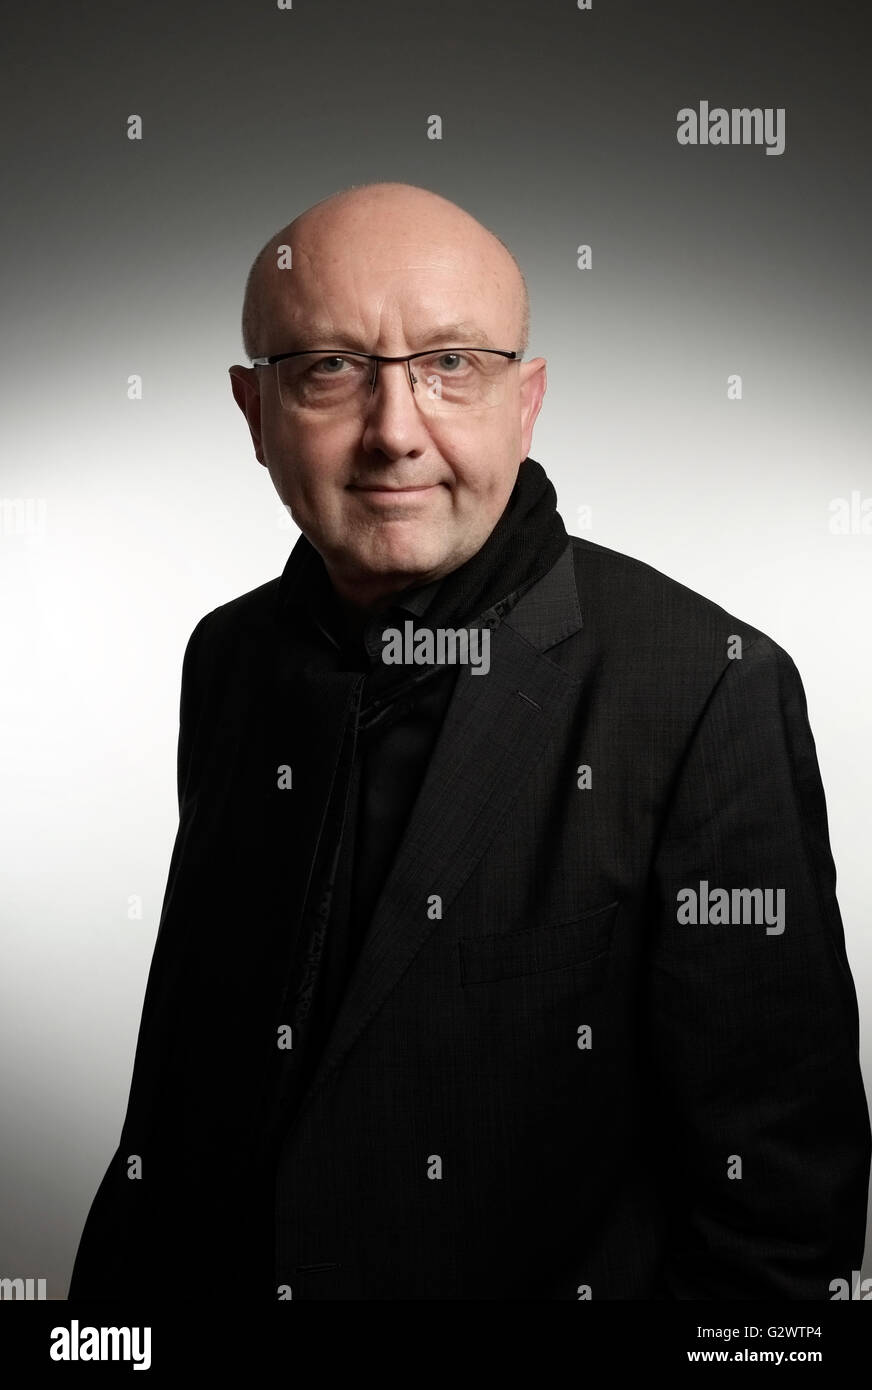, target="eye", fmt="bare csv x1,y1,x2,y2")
311,355,351,374
434,352,467,371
